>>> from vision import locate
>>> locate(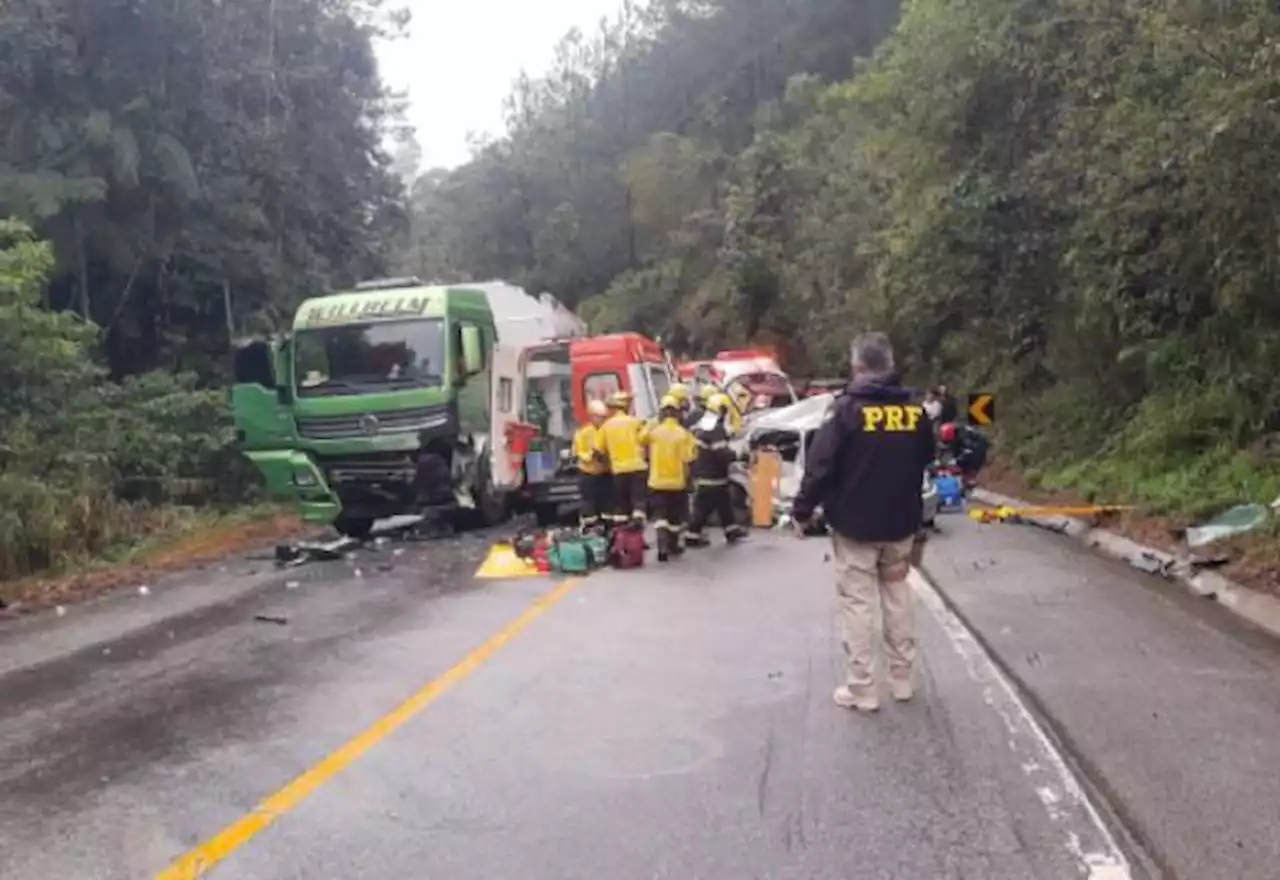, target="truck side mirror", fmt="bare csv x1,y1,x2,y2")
461,325,483,375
